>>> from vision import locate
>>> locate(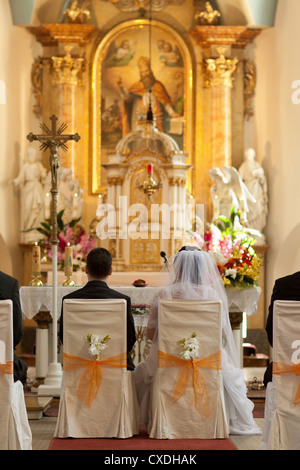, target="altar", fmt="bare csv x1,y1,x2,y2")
20,283,261,394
